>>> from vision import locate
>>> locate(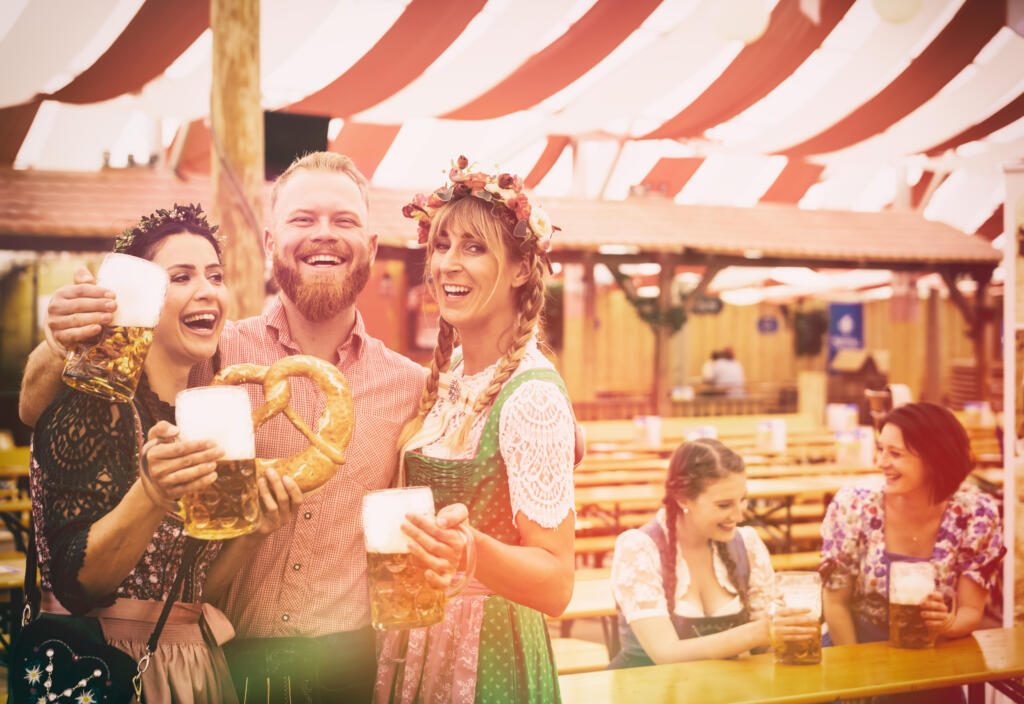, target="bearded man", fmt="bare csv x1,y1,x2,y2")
19,153,467,703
